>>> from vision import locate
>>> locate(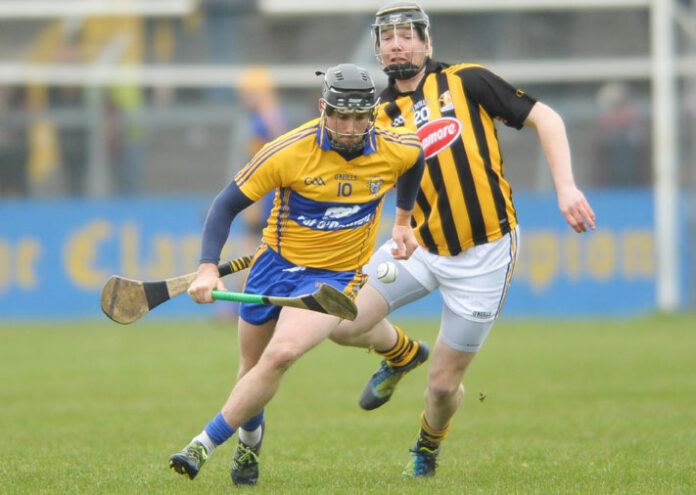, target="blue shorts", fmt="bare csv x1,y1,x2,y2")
239,247,358,325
